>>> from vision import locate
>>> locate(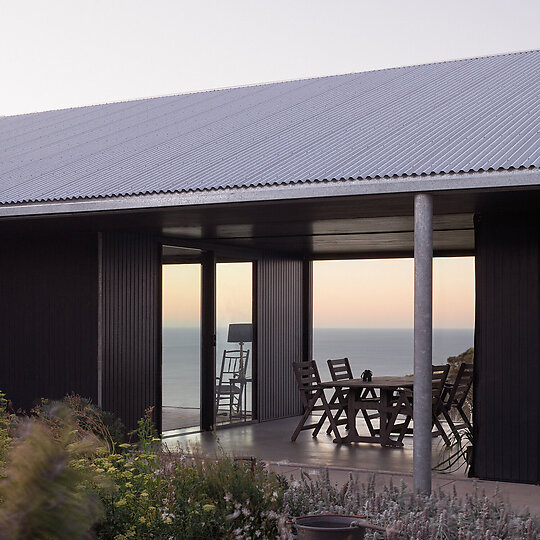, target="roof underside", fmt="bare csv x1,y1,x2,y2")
0,50,539,205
